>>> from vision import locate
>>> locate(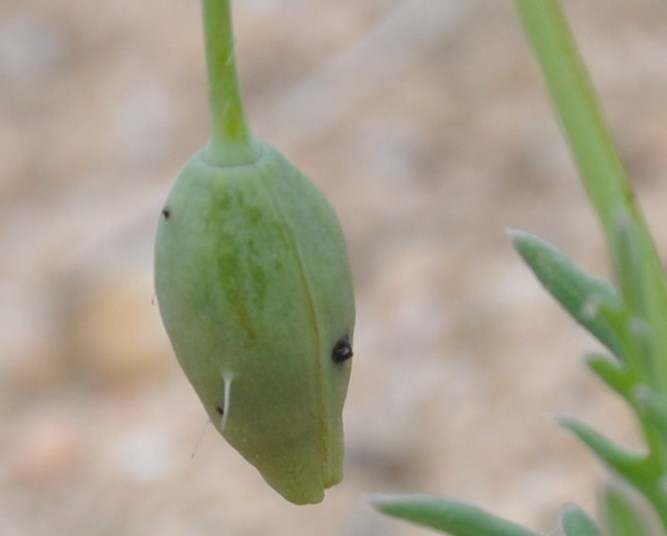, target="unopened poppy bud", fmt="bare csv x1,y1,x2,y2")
154,141,355,504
